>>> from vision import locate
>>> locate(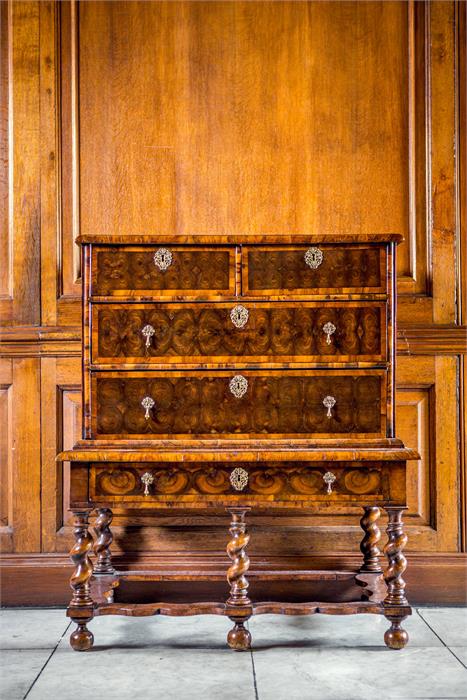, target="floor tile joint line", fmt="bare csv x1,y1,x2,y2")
415,608,467,670
22,622,71,699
